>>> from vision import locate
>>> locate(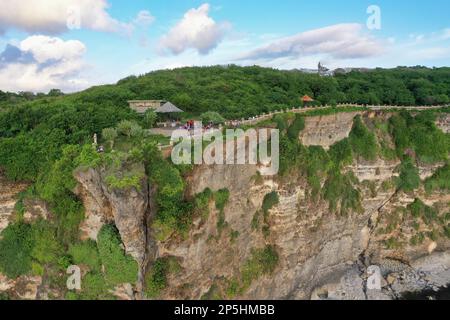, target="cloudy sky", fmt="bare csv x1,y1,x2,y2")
0,0,449,93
